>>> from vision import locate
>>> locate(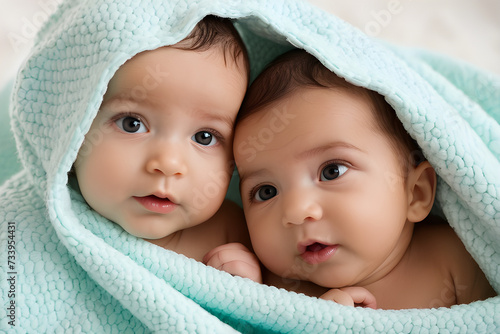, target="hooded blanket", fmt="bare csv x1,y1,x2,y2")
1,0,500,332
